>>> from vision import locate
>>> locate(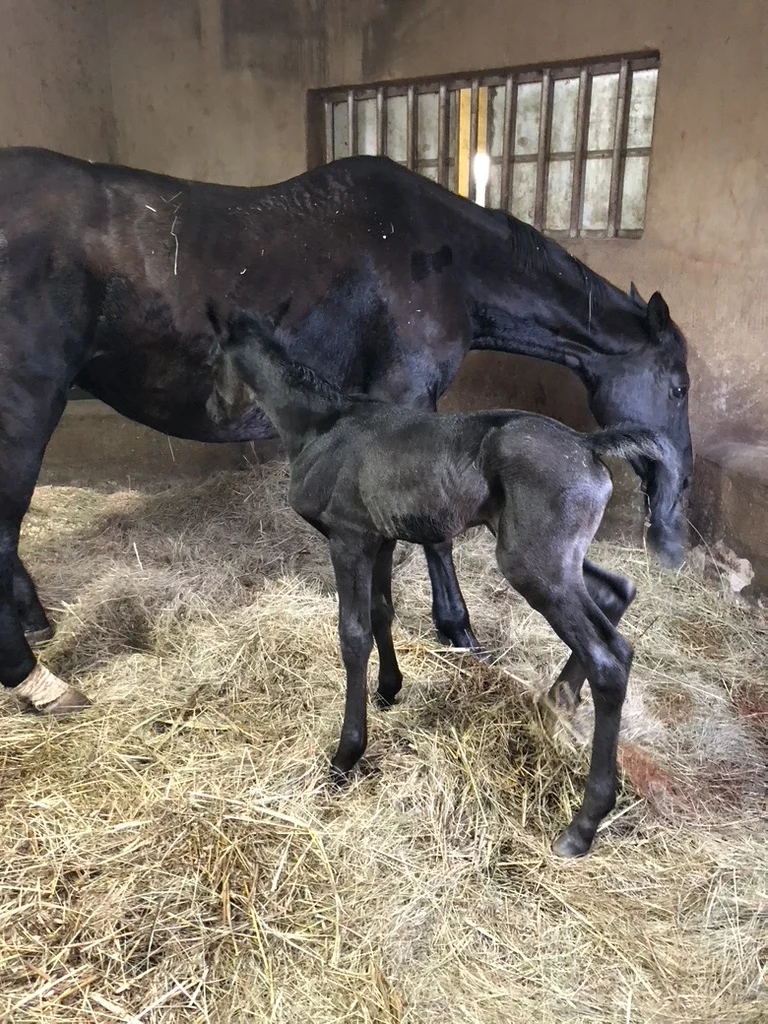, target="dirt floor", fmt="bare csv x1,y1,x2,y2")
1,462,766,1023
